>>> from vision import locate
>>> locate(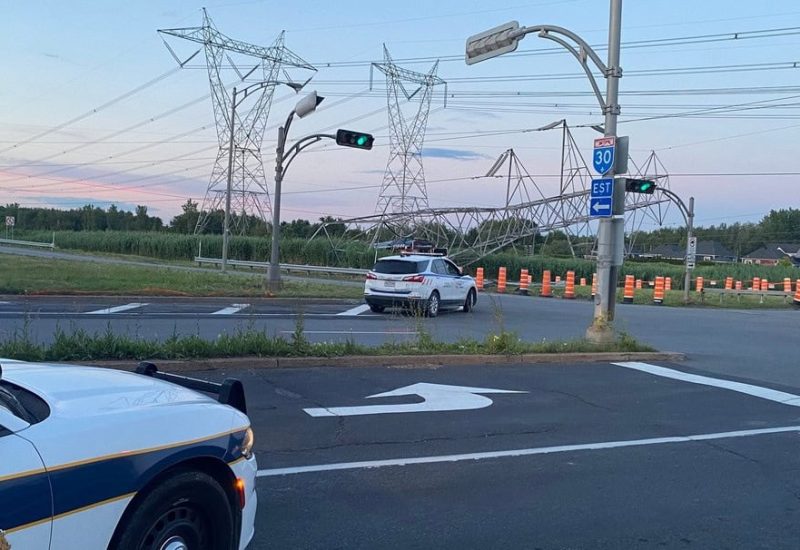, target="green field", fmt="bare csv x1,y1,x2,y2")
0,255,362,299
